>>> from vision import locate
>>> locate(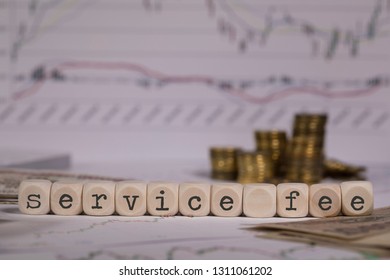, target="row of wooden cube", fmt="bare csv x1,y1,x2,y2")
18,179,373,218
